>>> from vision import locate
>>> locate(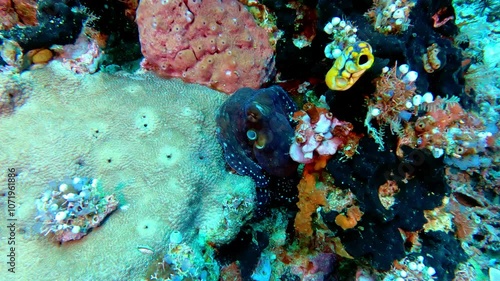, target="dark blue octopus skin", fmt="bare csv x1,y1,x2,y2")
216,86,299,187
